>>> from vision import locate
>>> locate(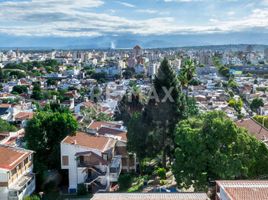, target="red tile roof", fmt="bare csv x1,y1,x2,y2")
236,118,268,144
0,145,32,170
217,180,268,200
62,132,115,152
0,104,11,108
91,193,209,200
15,112,34,121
